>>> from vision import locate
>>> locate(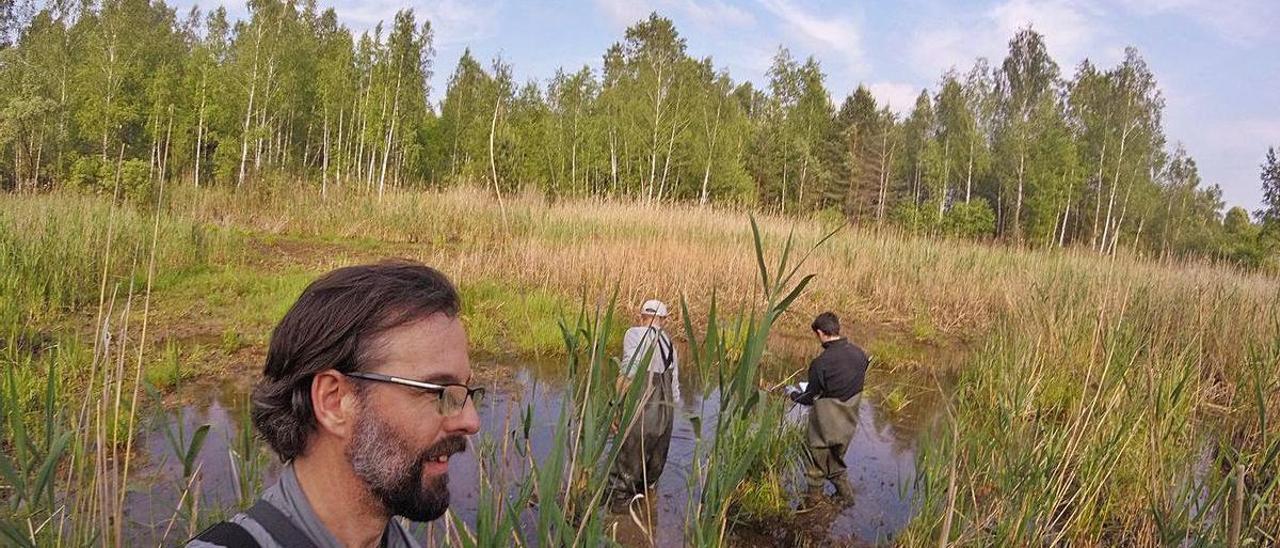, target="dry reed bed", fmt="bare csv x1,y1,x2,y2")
176,185,1276,357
